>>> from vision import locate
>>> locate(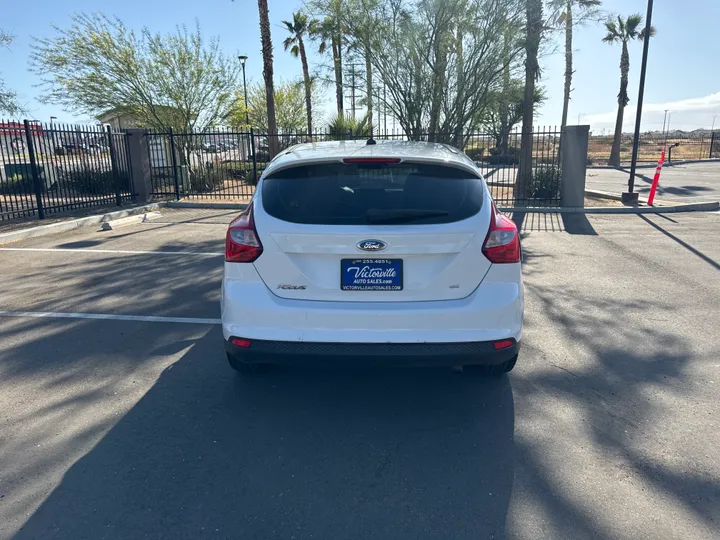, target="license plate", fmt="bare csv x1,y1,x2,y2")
341,259,403,291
